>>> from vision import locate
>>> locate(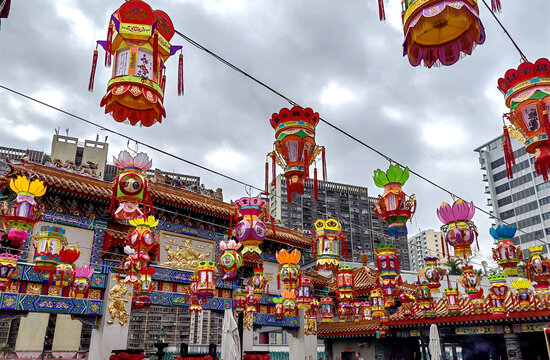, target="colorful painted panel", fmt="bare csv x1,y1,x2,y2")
0,293,102,315
253,313,300,328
